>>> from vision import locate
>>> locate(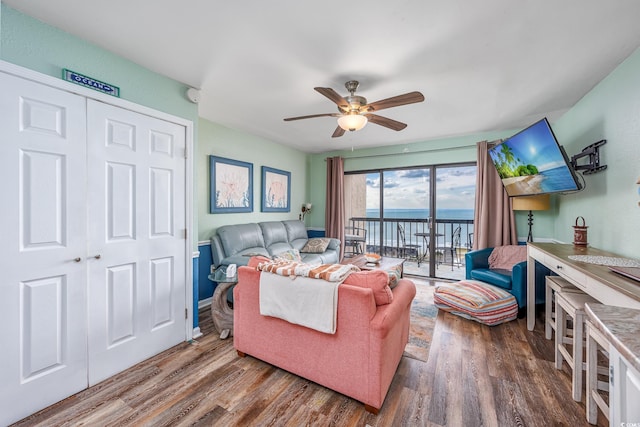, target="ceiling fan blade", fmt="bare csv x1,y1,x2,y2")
365,114,408,131
332,126,346,138
284,113,340,121
362,91,425,113
314,87,349,111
